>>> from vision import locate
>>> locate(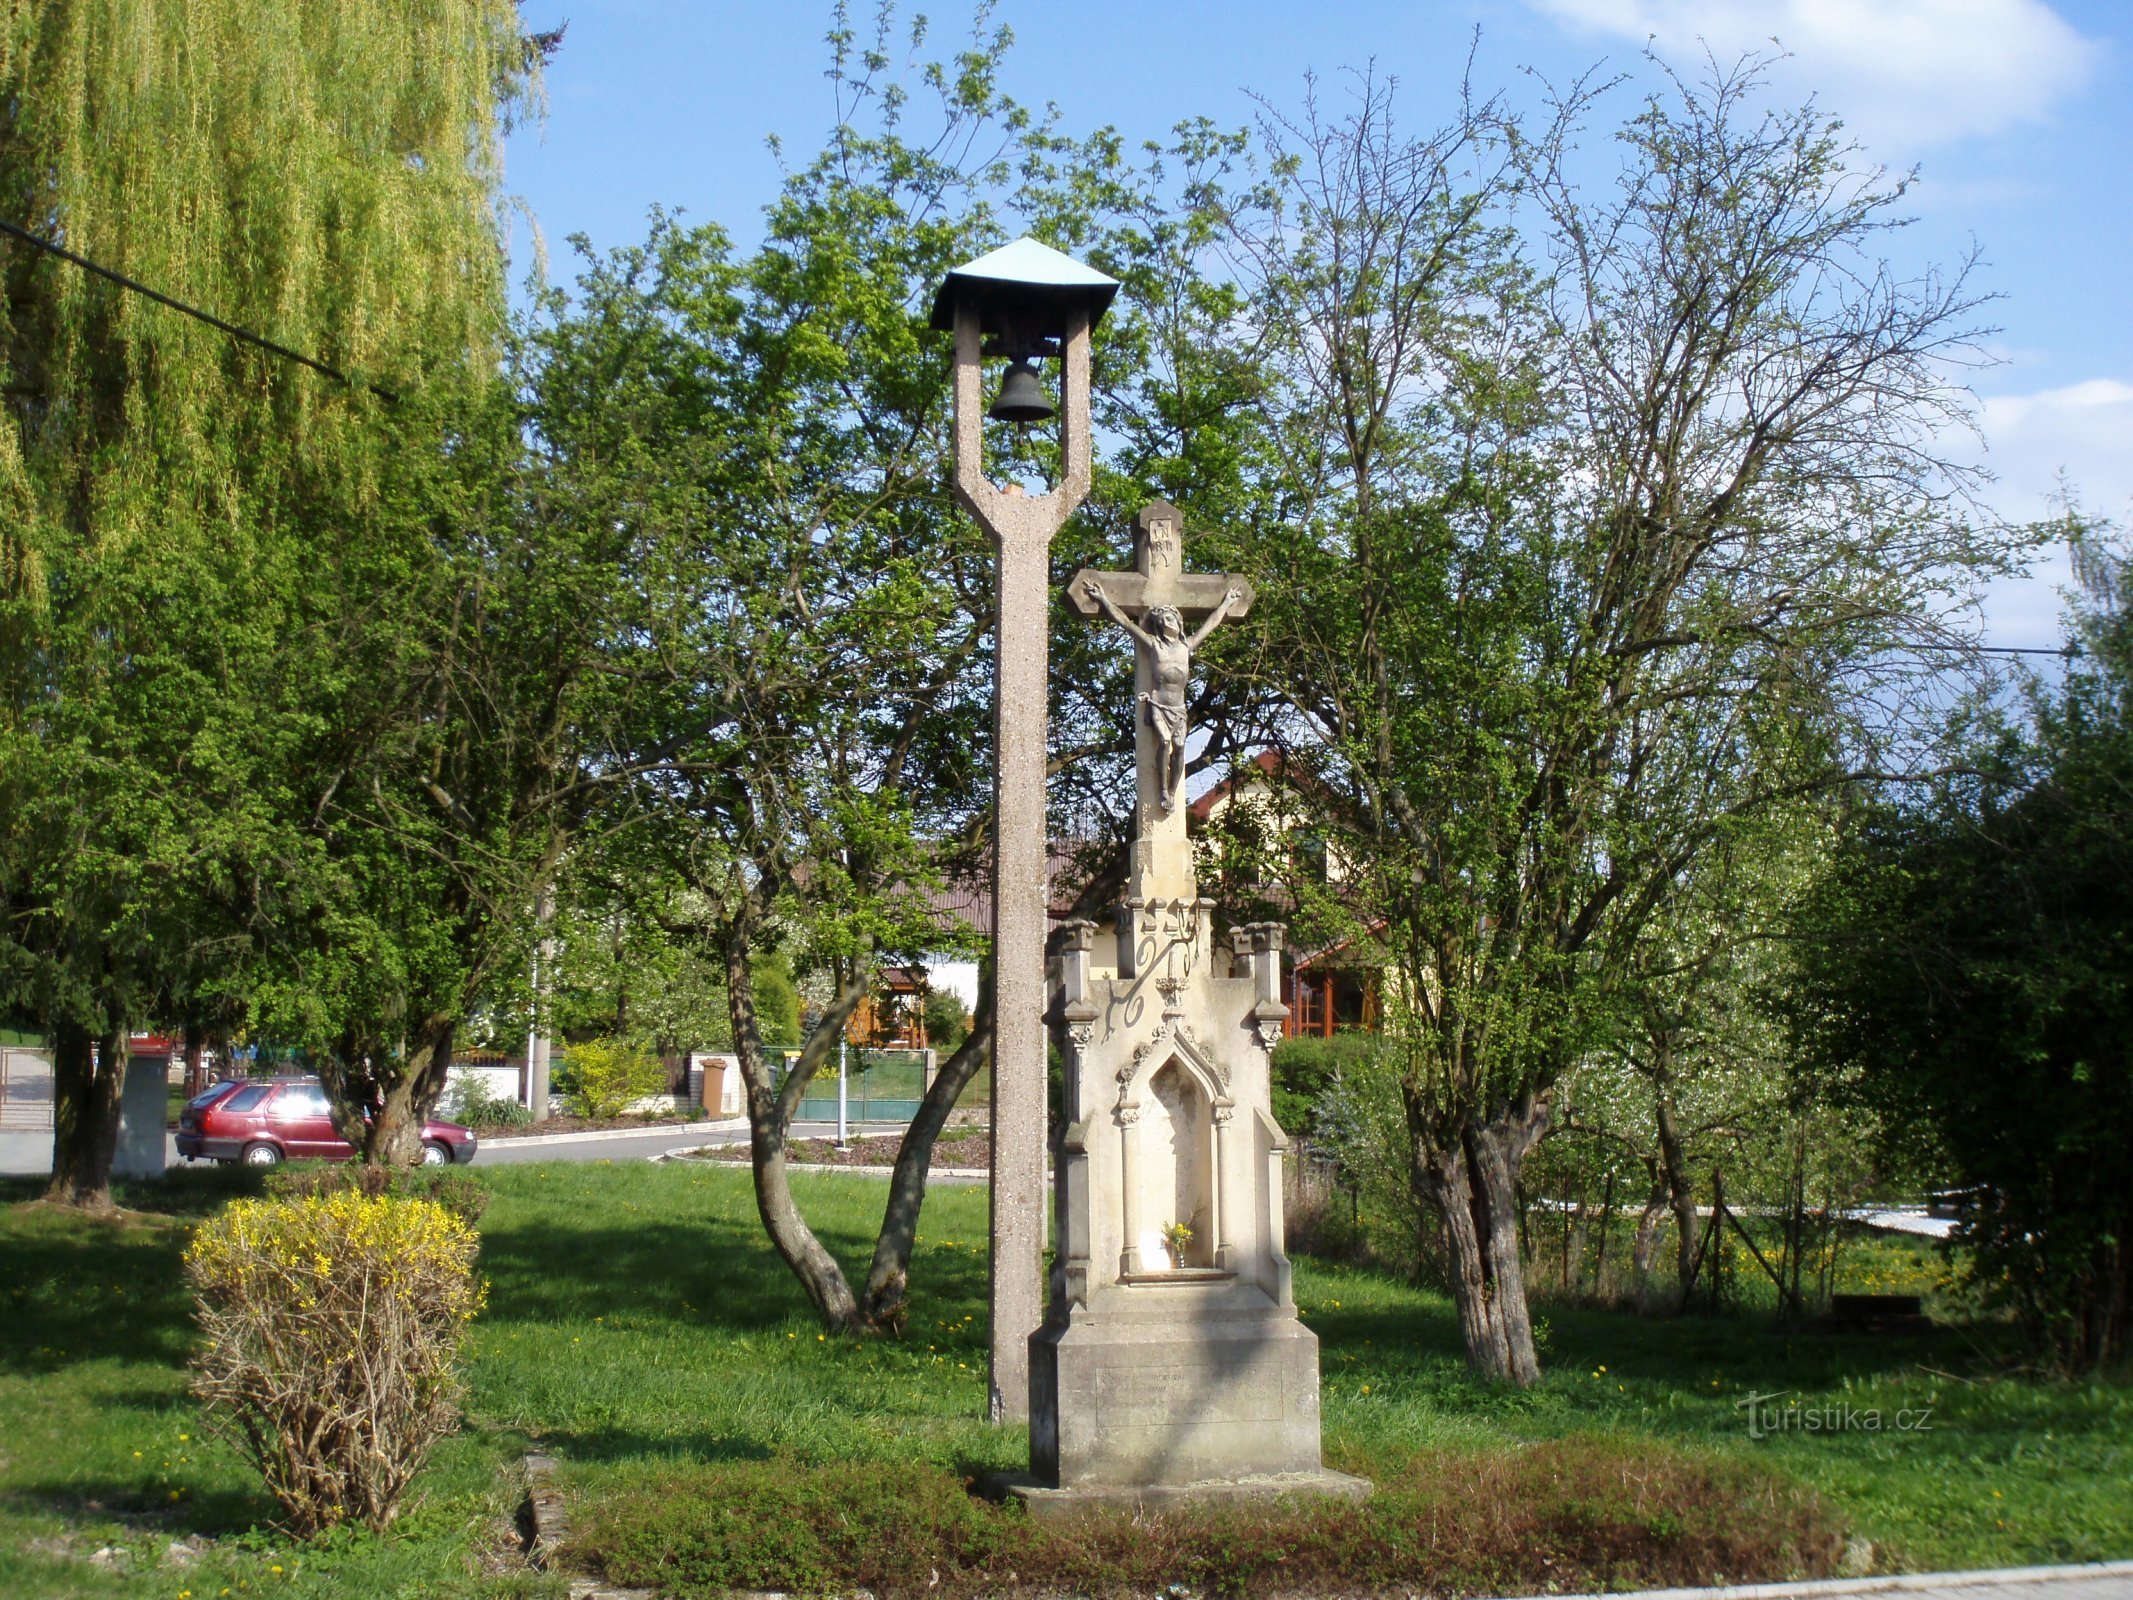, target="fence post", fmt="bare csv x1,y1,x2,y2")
837,1039,849,1146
